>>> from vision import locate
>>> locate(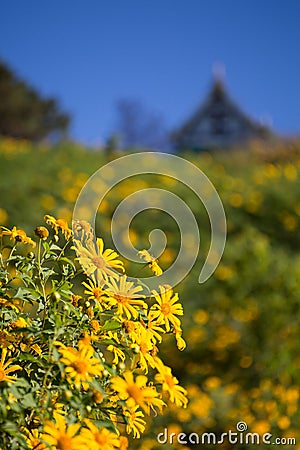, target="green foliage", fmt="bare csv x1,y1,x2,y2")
0,61,70,141
1,139,300,448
